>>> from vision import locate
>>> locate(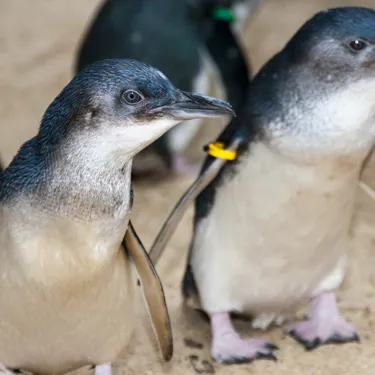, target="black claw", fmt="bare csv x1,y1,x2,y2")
289,330,360,351
256,352,278,362
304,337,321,351
217,356,252,365
288,330,321,351
232,357,252,365
329,332,361,345
265,343,279,351
215,350,278,365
